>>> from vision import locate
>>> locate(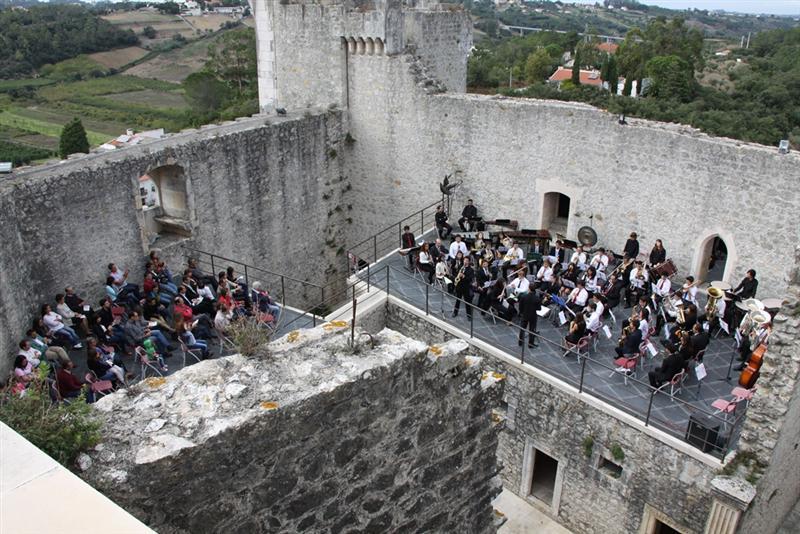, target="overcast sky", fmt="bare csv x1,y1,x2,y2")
560,1,800,16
